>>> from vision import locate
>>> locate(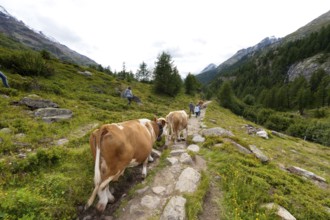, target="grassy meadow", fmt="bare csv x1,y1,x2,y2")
193,102,330,220
0,46,329,219
0,59,198,219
